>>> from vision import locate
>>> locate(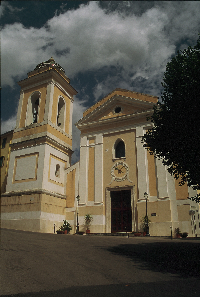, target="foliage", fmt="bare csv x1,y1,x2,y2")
140,215,151,232
174,227,181,235
84,214,93,230
180,232,188,238
142,36,200,202
57,220,72,232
